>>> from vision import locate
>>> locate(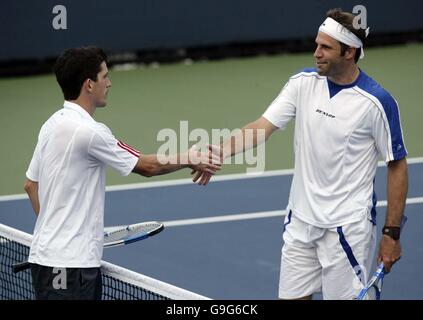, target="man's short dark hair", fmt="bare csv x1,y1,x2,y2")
54,47,107,100
326,8,367,63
